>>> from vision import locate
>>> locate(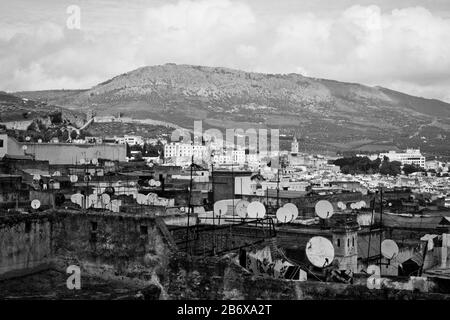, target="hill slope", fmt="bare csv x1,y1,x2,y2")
13,64,450,156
